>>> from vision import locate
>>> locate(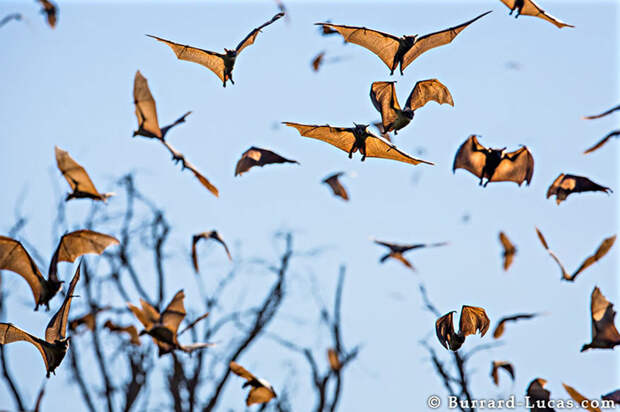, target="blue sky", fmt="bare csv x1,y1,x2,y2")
0,1,618,411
